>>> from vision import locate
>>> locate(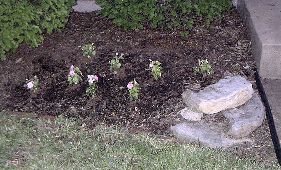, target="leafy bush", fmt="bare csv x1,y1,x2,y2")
96,0,231,30
96,0,163,29
194,0,231,25
0,0,75,60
